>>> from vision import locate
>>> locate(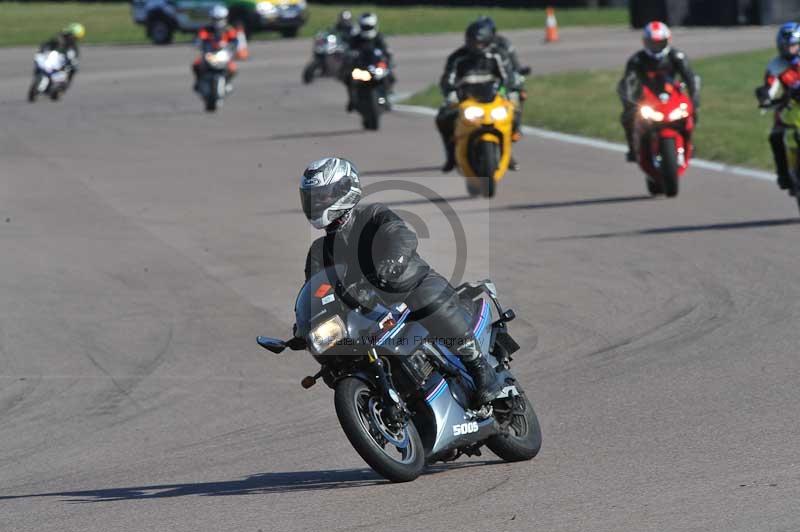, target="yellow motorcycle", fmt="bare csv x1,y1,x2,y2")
454,74,515,198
